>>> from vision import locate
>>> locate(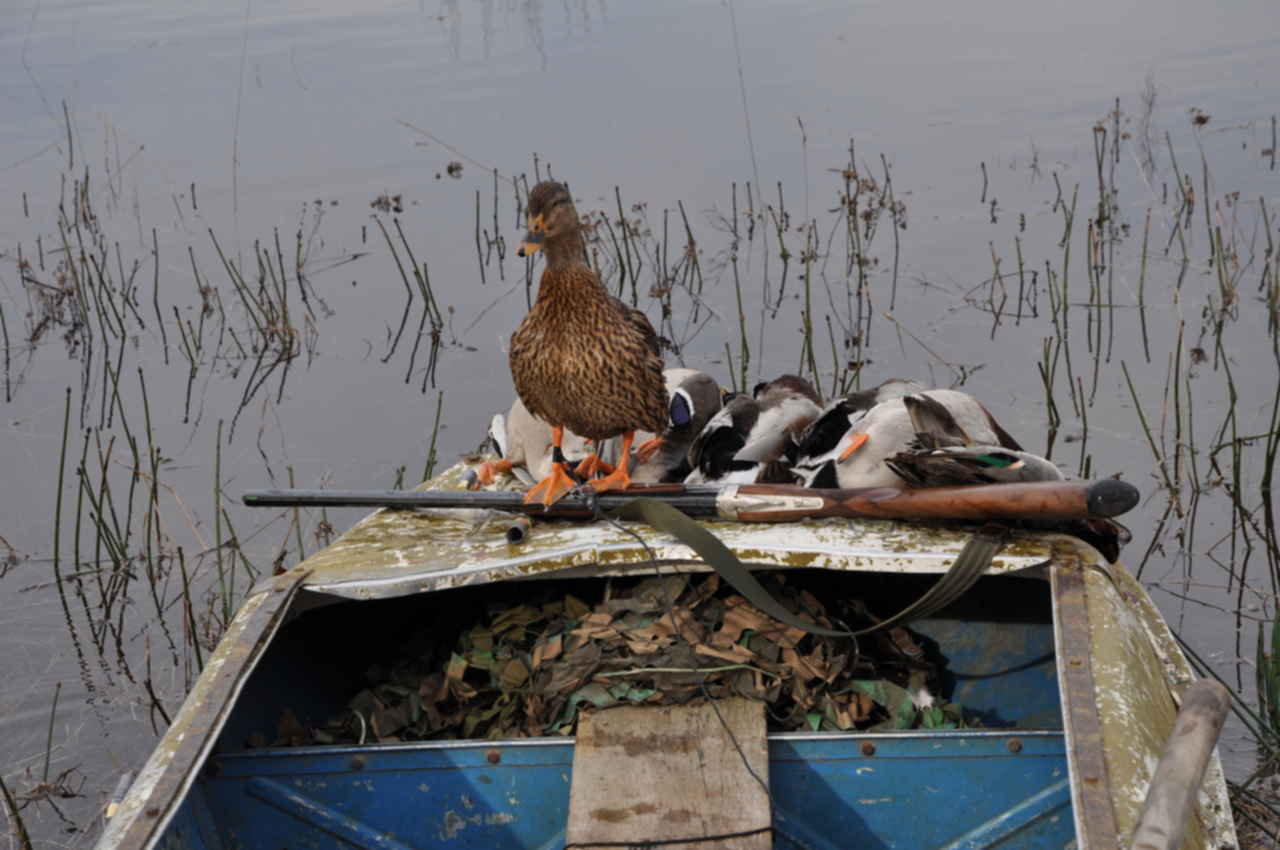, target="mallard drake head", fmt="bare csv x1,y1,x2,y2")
668,372,723,436
518,181,580,257
632,369,727,484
